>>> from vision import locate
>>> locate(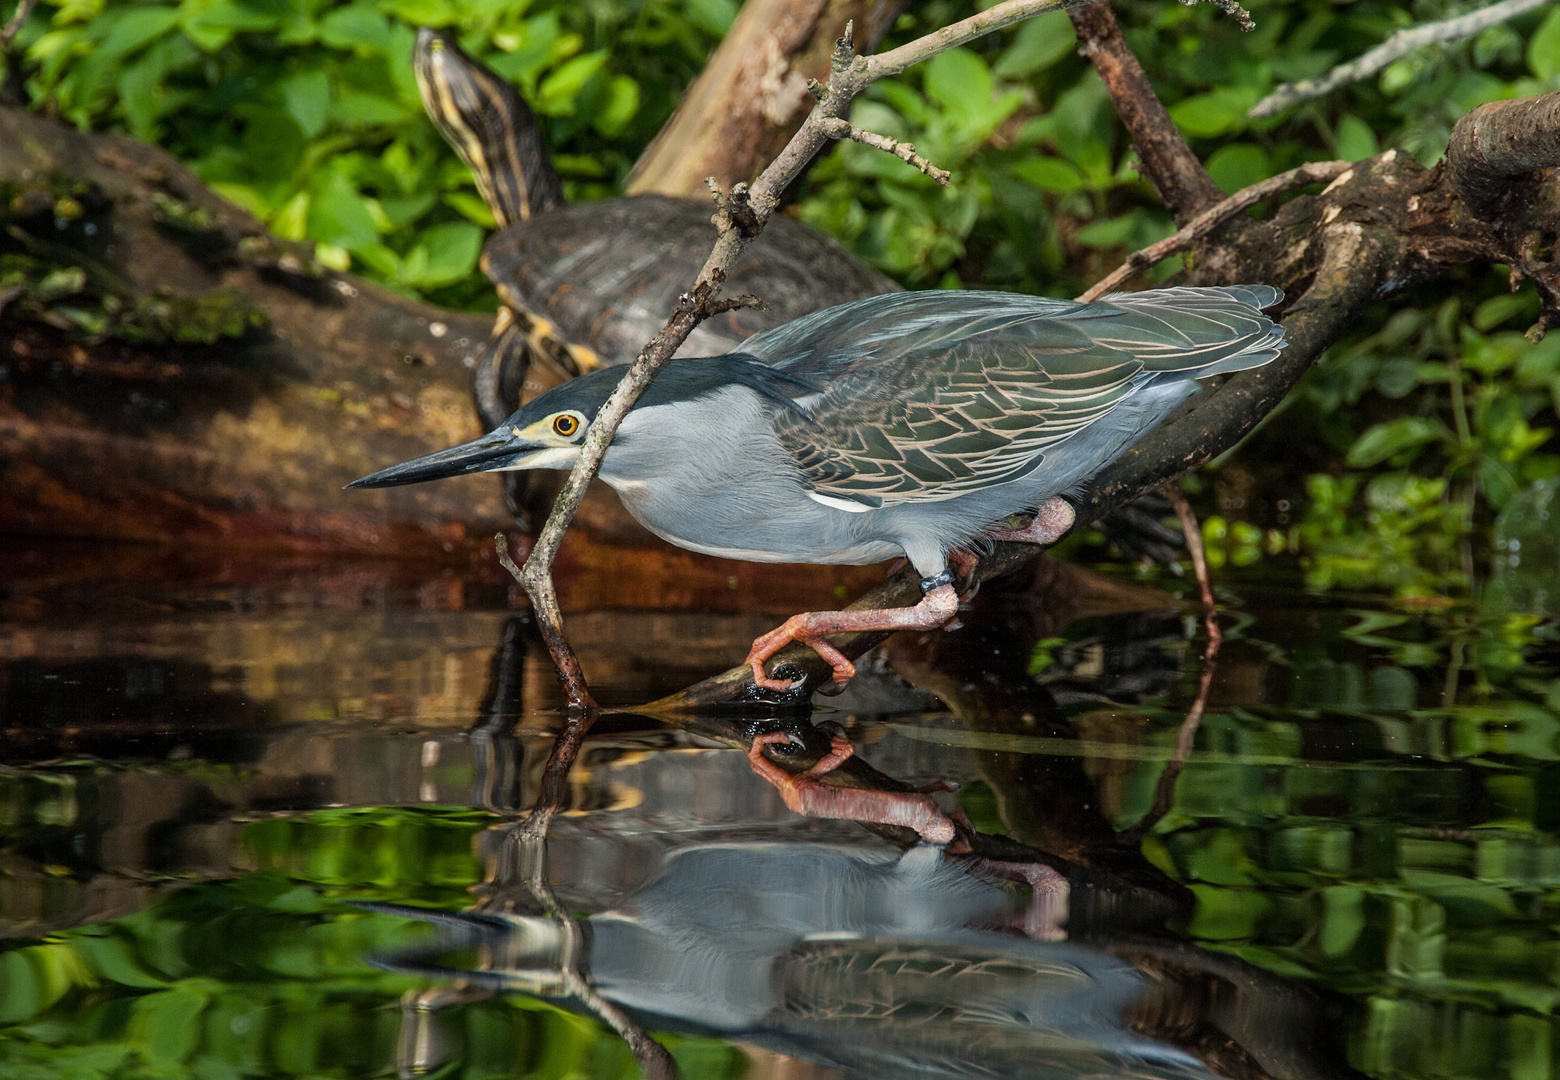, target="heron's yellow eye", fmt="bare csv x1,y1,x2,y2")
552,414,580,438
